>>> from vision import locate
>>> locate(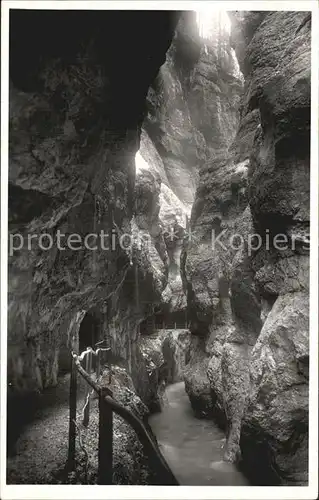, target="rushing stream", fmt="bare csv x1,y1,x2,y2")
149,381,249,486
